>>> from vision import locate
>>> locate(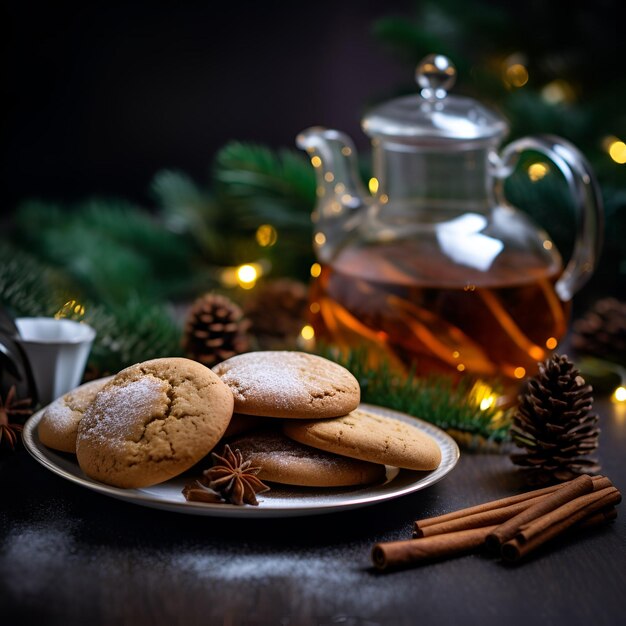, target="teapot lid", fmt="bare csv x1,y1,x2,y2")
362,54,508,143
